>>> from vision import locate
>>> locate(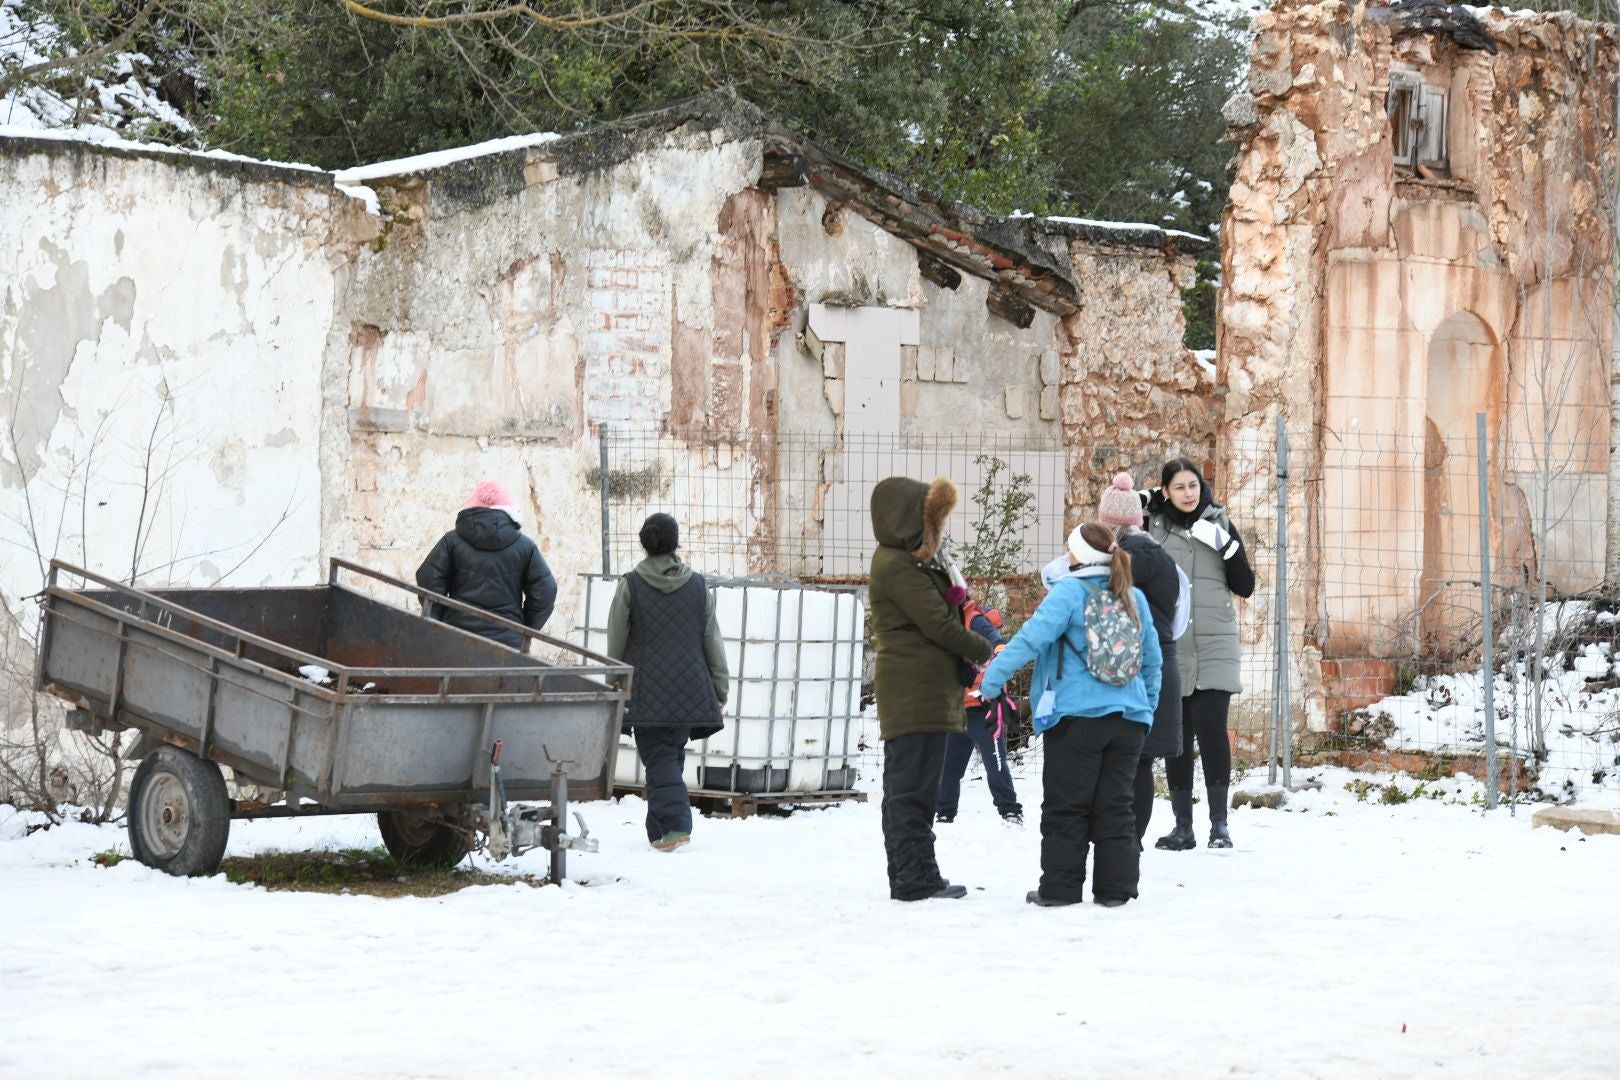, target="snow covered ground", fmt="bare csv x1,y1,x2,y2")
1368,603,1620,804
4,766,1618,1080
